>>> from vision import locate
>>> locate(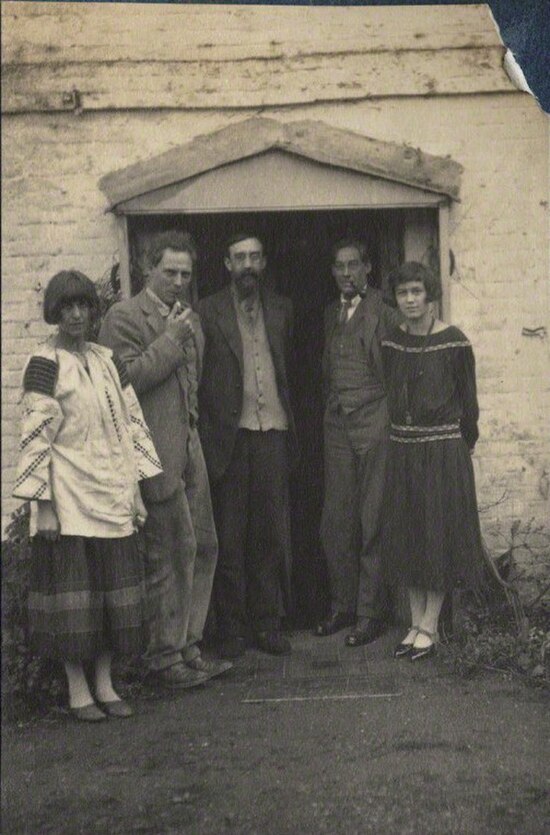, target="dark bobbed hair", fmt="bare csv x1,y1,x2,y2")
148,230,197,269
387,261,442,303
331,237,370,265
224,231,264,258
43,270,100,325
